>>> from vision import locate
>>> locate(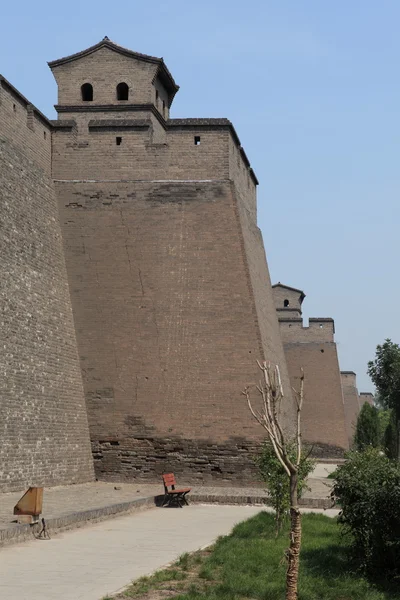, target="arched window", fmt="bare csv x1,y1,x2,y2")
116,82,129,101
81,83,93,101
284,299,290,307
